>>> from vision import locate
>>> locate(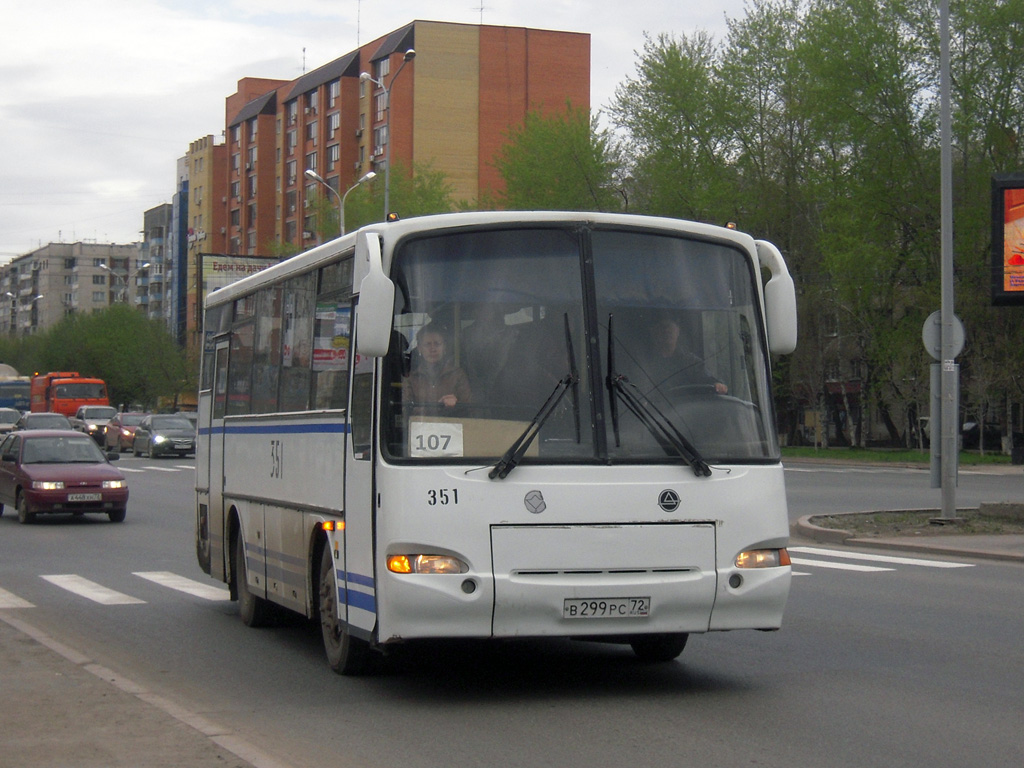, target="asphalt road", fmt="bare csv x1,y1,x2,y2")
1,457,1022,768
